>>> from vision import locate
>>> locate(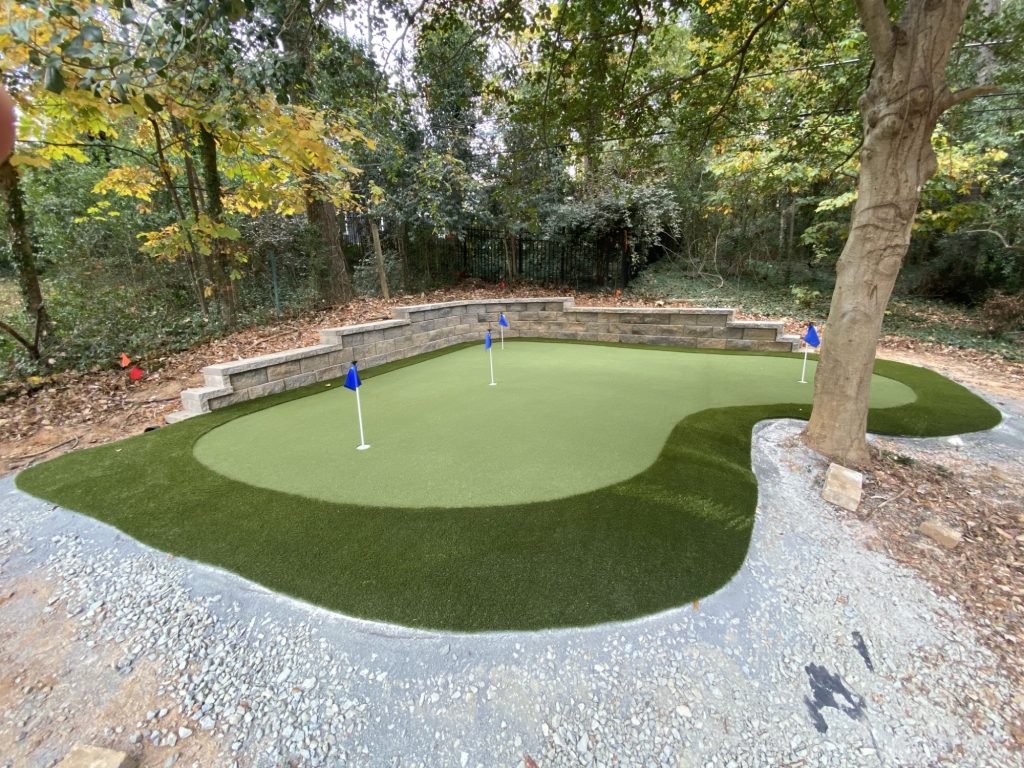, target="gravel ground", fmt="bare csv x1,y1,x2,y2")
1,404,1021,767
